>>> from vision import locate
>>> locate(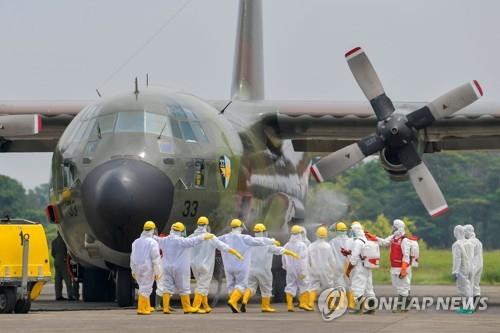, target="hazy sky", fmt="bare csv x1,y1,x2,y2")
0,0,499,188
